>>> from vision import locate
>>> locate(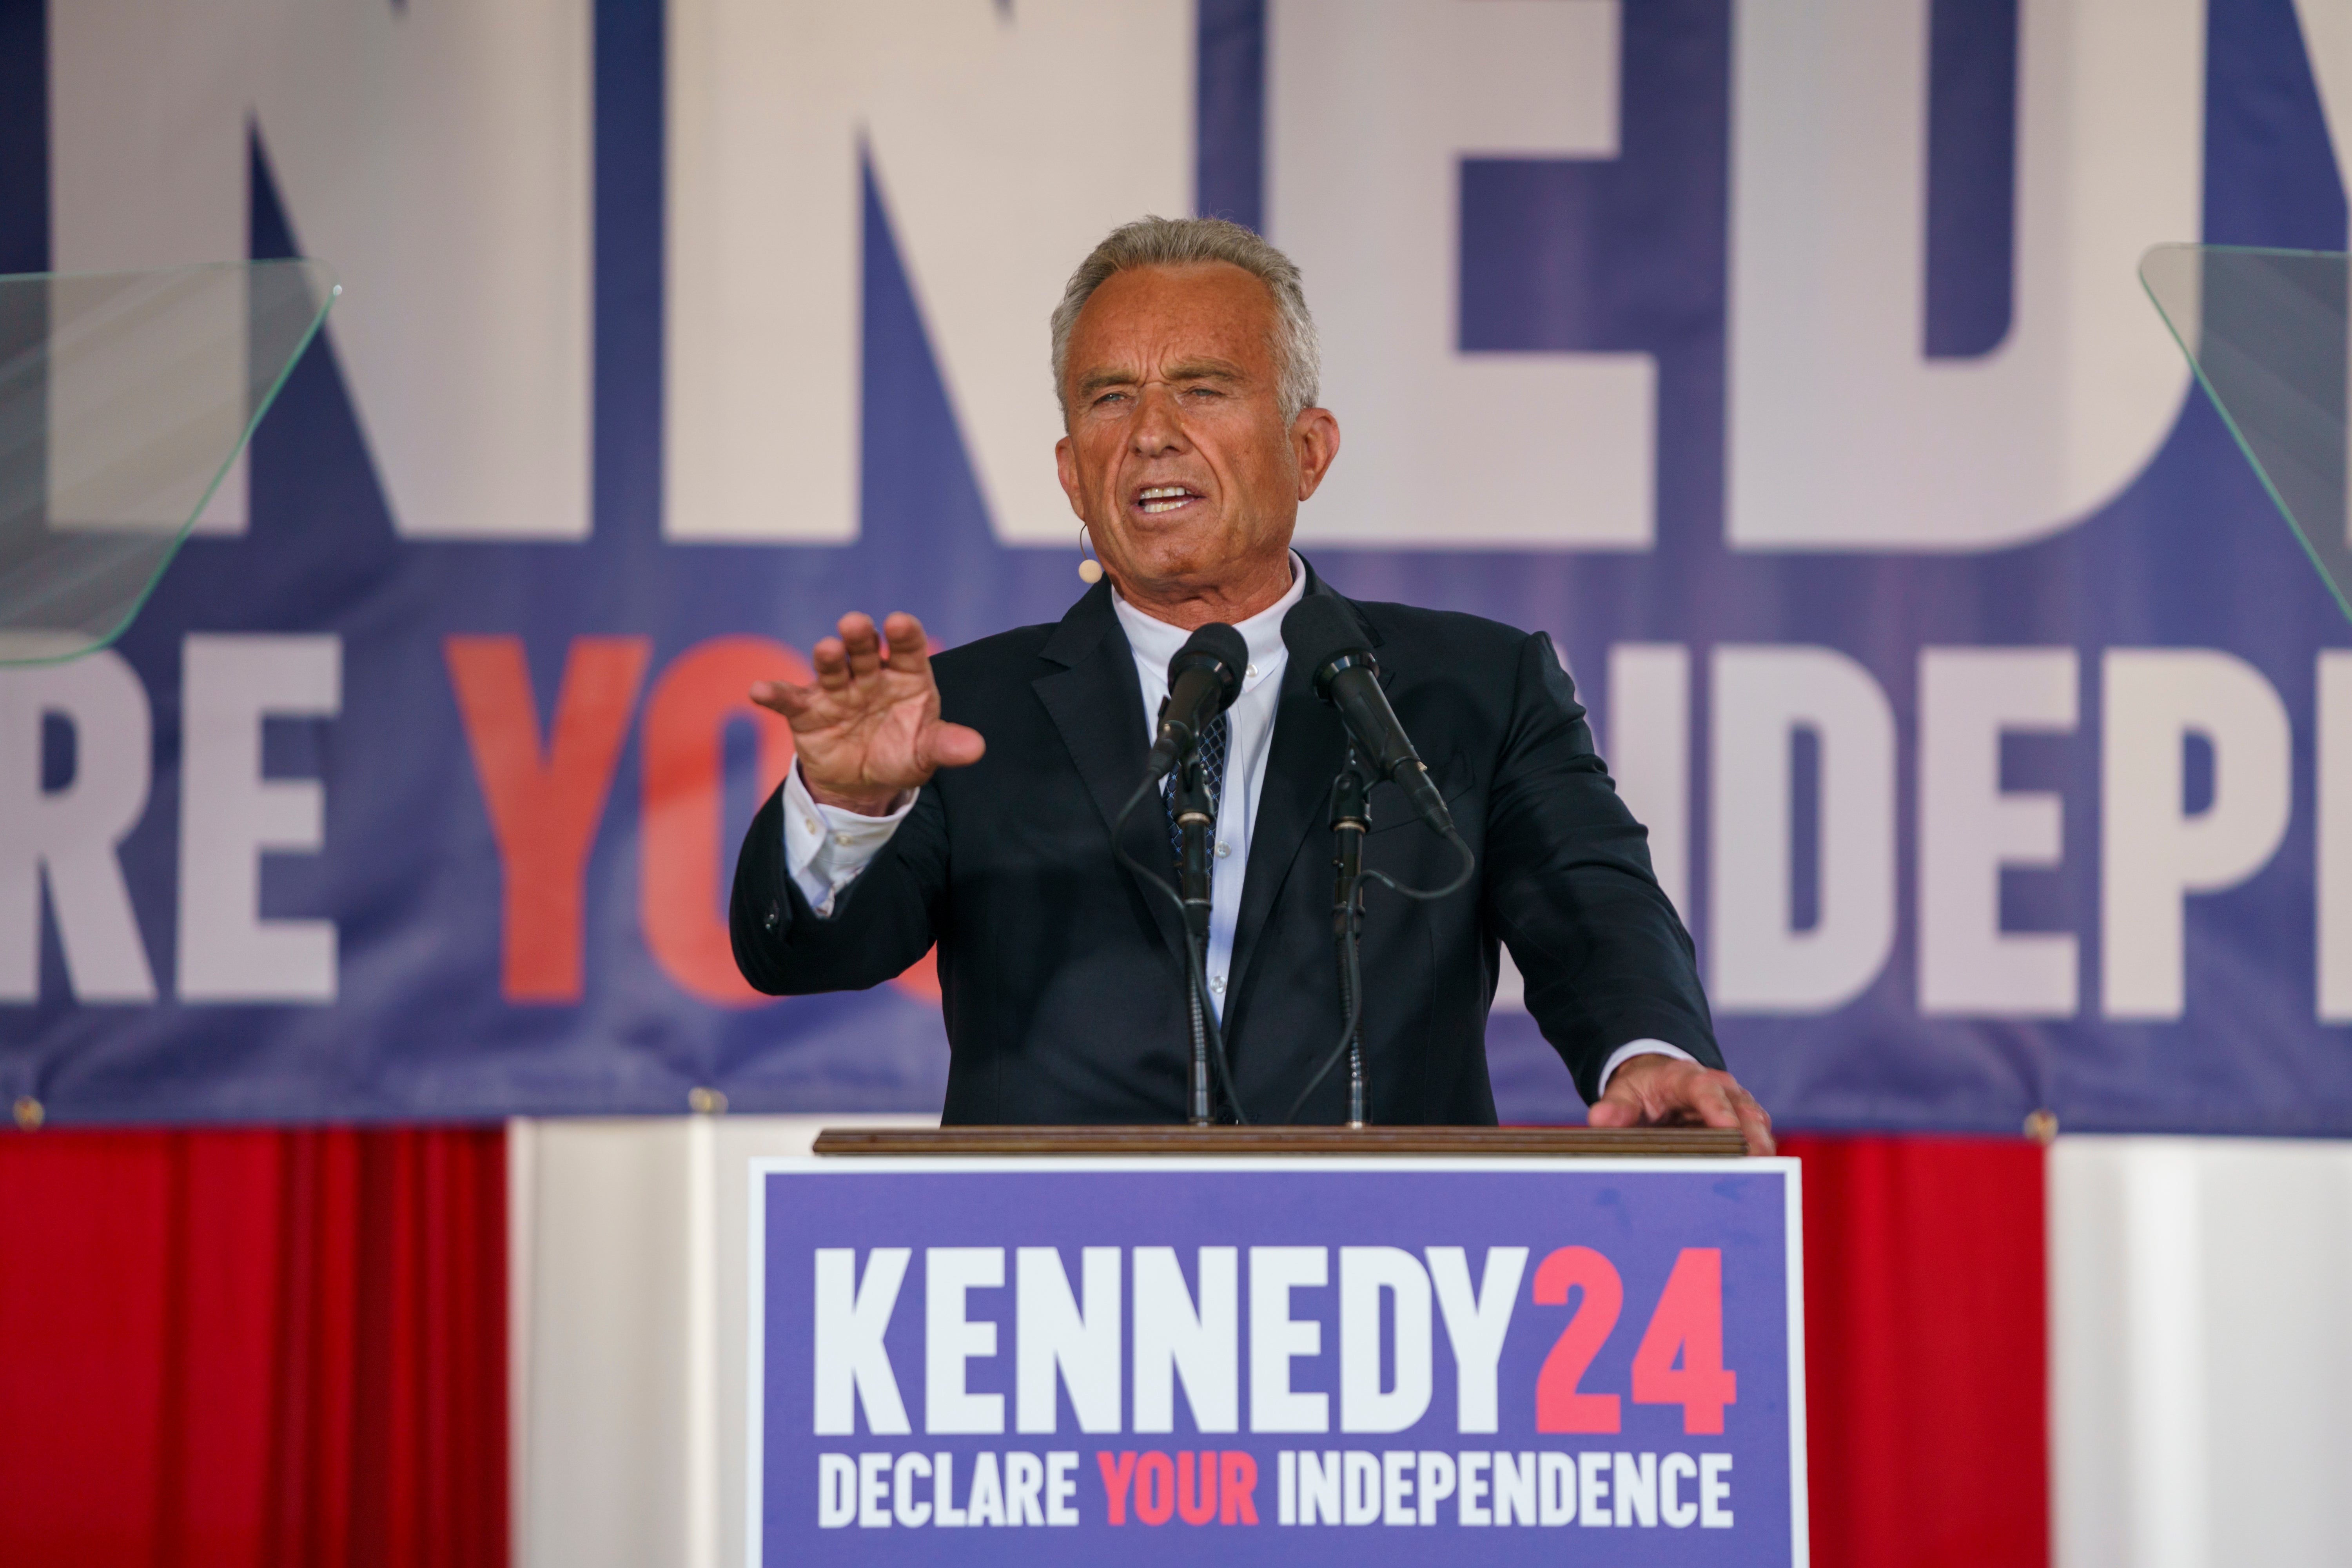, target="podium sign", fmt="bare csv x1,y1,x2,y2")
750,1156,1805,1566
